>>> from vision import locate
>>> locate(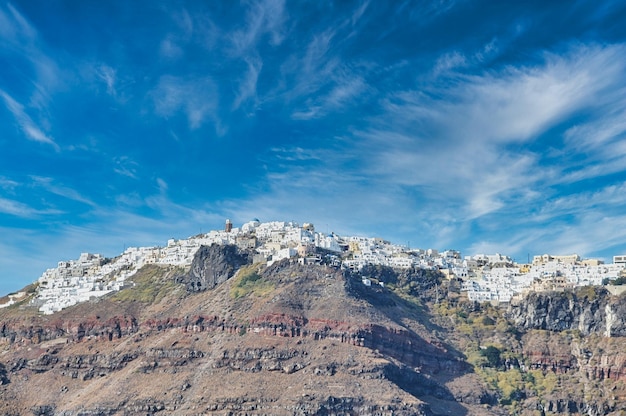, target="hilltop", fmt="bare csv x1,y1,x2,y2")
6,219,626,316
2,225,626,414
0,246,485,415
1,245,626,414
